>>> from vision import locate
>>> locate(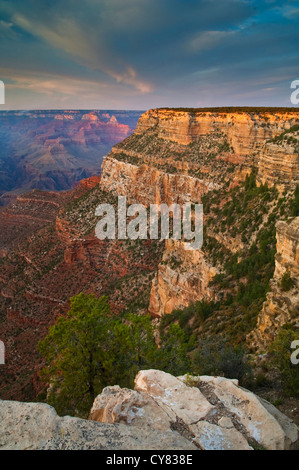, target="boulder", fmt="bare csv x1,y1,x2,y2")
198,375,298,450
0,399,197,450
1,370,298,450
190,421,252,450
89,385,172,432
90,370,298,451
134,369,214,424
